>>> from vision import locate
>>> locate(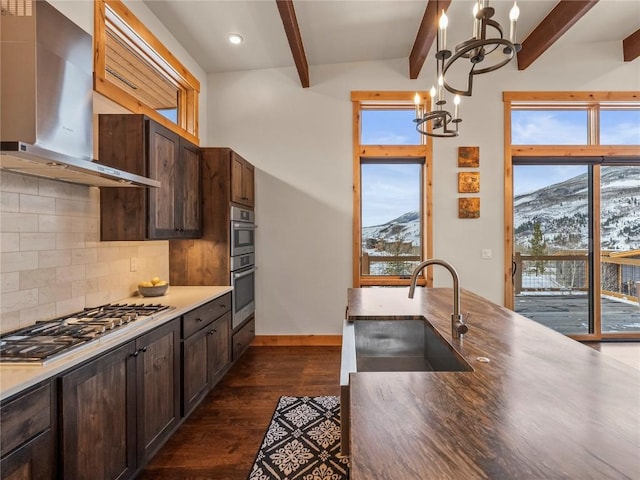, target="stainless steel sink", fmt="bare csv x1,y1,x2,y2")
339,317,472,455
354,319,473,372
